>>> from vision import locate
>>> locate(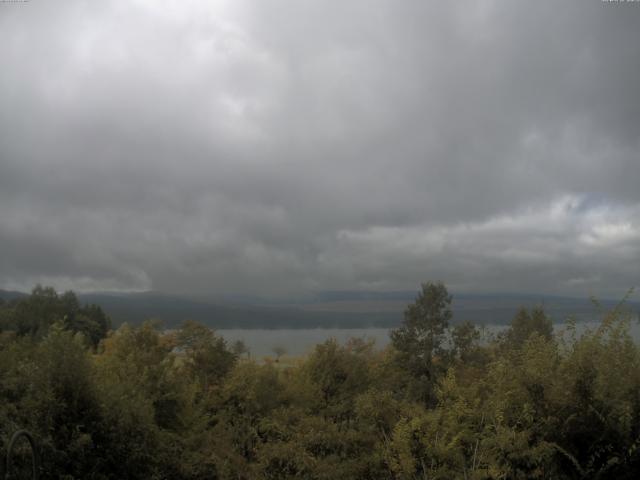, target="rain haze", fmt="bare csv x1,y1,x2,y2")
1,0,639,299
